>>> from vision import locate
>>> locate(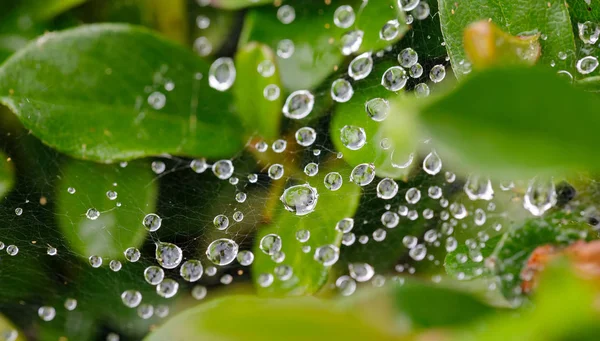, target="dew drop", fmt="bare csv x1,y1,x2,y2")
38,306,56,322
237,250,254,266
180,260,203,282
212,160,234,180
348,263,374,282
277,4,295,24
380,19,401,41
350,163,376,186
381,66,408,91
124,247,140,262
156,279,179,298
206,238,239,266
340,30,364,55
464,175,494,201
121,290,142,308
280,184,319,215
365,97,389,121
314,244,340,266
336,275,357,296
144,266,165,285
213,214,229,230
429,64,446,83
398,48,418,68
324,172,343,191
333,5,355,28
155,242,183,269
331,79,354,102
283,90,314,119
422,151,442,175
208,57,236,91
142,213,162,232
377,178,399,199
86,208,100,220
348,52,373,80
340,125,366,150
523,177,557,216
